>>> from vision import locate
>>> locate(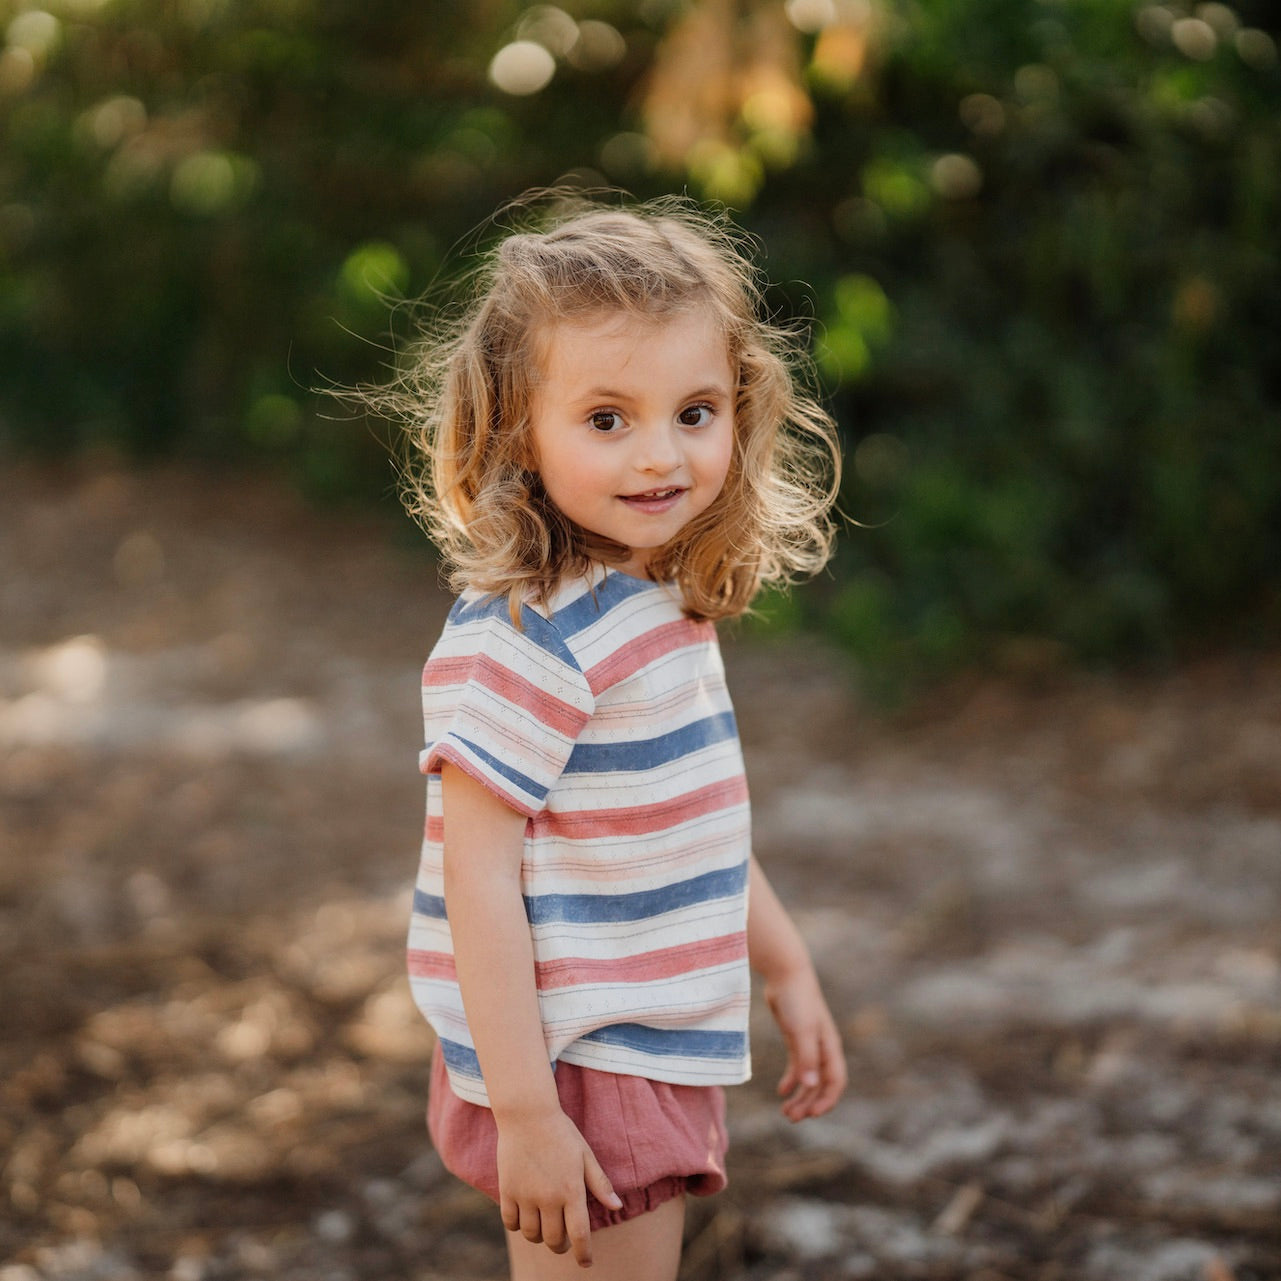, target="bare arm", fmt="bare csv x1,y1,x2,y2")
747,854,848,1120
441,763,620,1266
